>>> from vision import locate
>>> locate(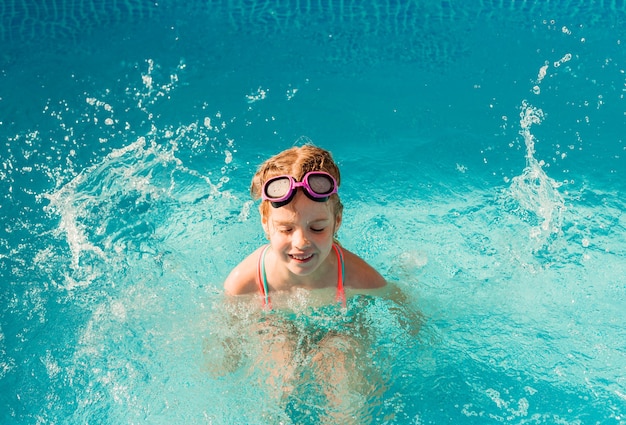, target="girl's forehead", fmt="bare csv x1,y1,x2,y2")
268,193,334,222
